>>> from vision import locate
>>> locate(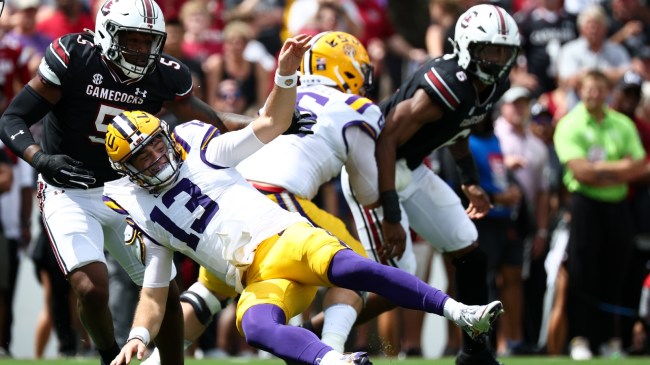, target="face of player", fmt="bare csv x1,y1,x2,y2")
472,44,517,67
118,30,156,67
130,134,171,178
